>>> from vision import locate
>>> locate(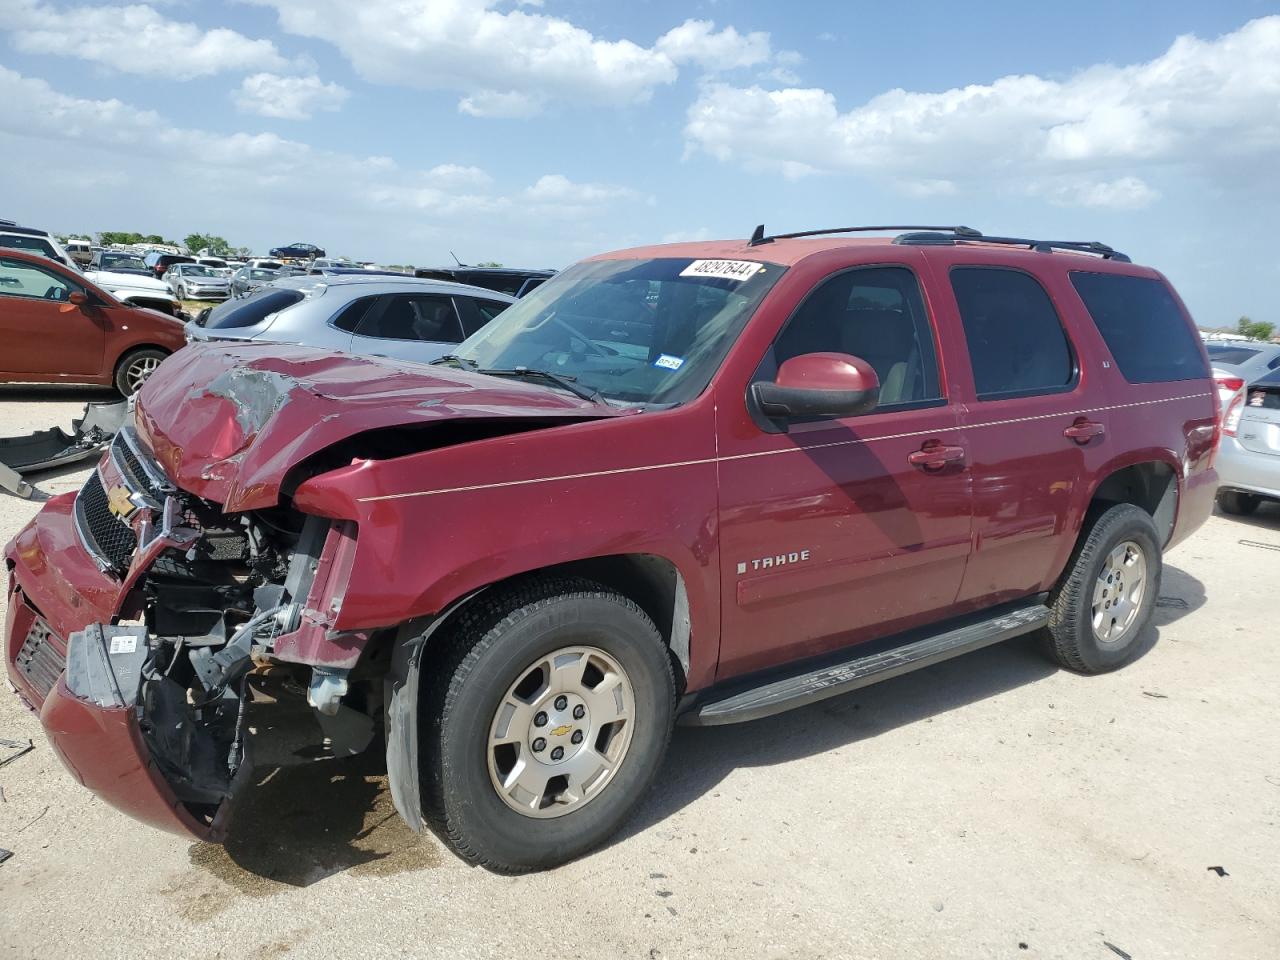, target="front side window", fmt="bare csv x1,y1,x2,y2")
1070,272,1209,383
450,257,785,406
0,256,72,301
356,293,462,342
773,266,942,408
951,267,1075,399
